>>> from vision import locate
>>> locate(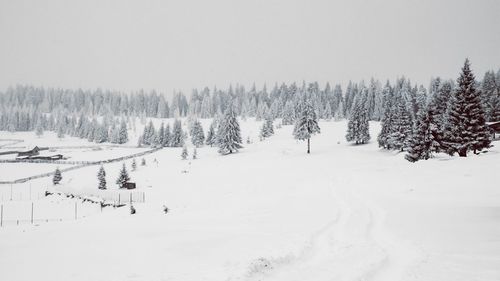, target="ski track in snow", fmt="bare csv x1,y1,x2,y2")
242,177,424,281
